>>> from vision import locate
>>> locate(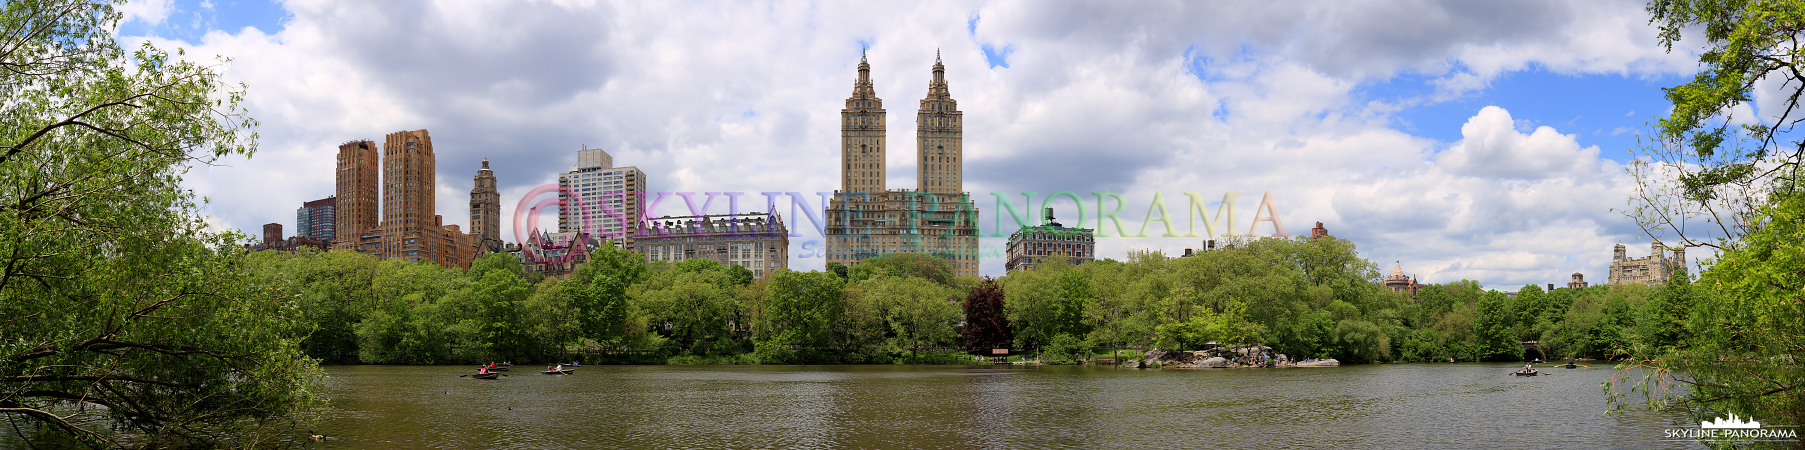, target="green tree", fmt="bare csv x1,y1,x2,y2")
860,276,961,358
754,270,847,363
0,0,325,445
1473,291,1519,361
